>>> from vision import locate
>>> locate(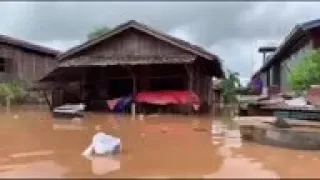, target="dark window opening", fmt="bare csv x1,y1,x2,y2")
272,63,281,87
0,58,5,72
63,83,82,104
266,71,271,87
63,91,81,104
149,77,185,91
